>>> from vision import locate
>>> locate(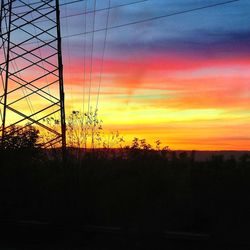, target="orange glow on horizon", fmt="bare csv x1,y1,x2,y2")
59,53,250,150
